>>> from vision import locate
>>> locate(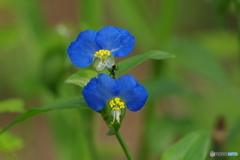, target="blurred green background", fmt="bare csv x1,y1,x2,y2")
0,0,240,160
